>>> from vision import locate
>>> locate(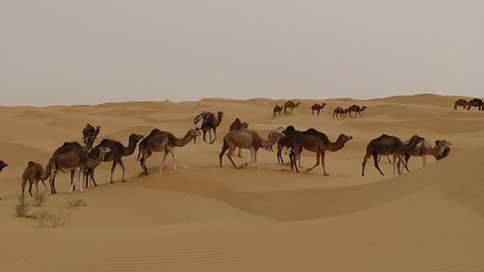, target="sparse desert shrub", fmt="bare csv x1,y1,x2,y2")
33,193,46,207
16,195,30,217
66,199,87,208
36,211,66,228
